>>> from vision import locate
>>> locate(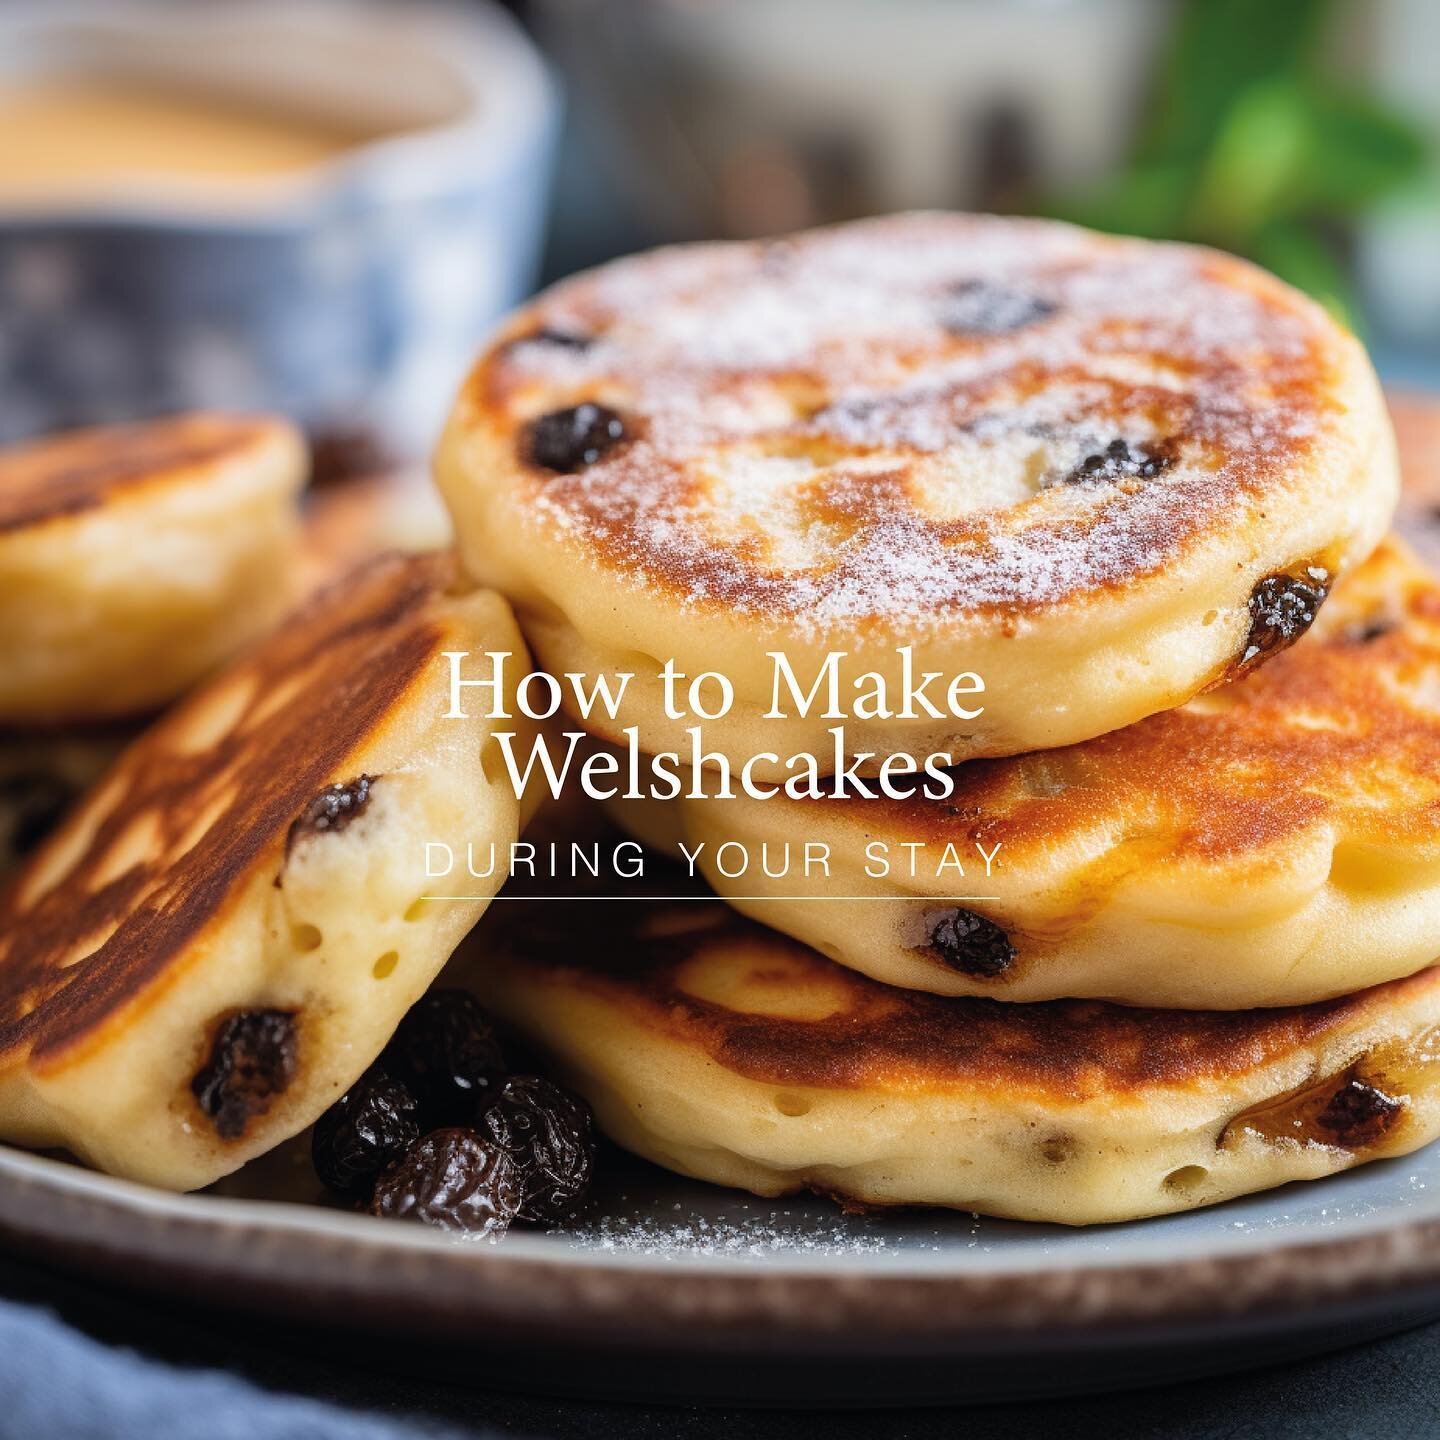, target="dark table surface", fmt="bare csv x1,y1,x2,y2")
4,1248,1439,1440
